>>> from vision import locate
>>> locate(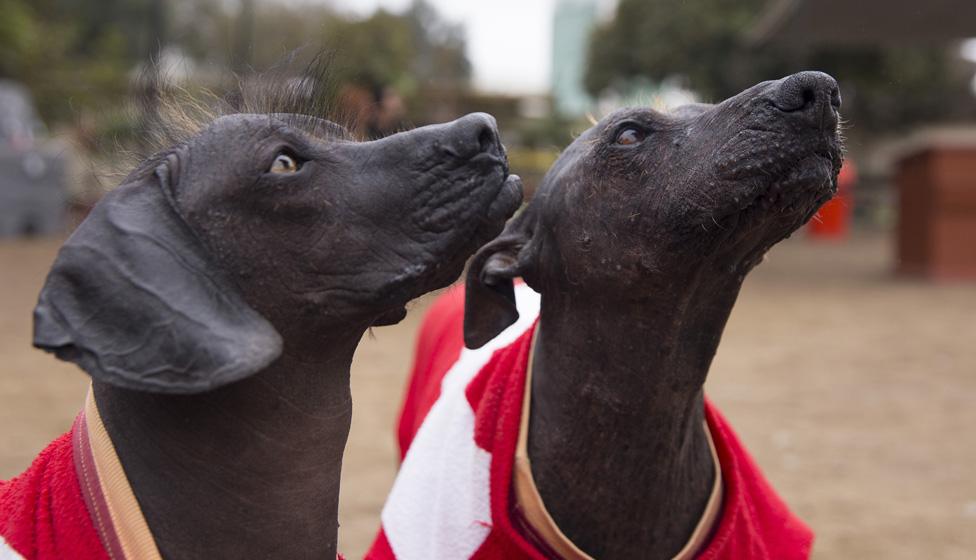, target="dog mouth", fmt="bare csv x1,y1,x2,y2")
470,152,507,168
750,153,835,213
496,174,523,210
383,172,522,299
713,128,842,229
